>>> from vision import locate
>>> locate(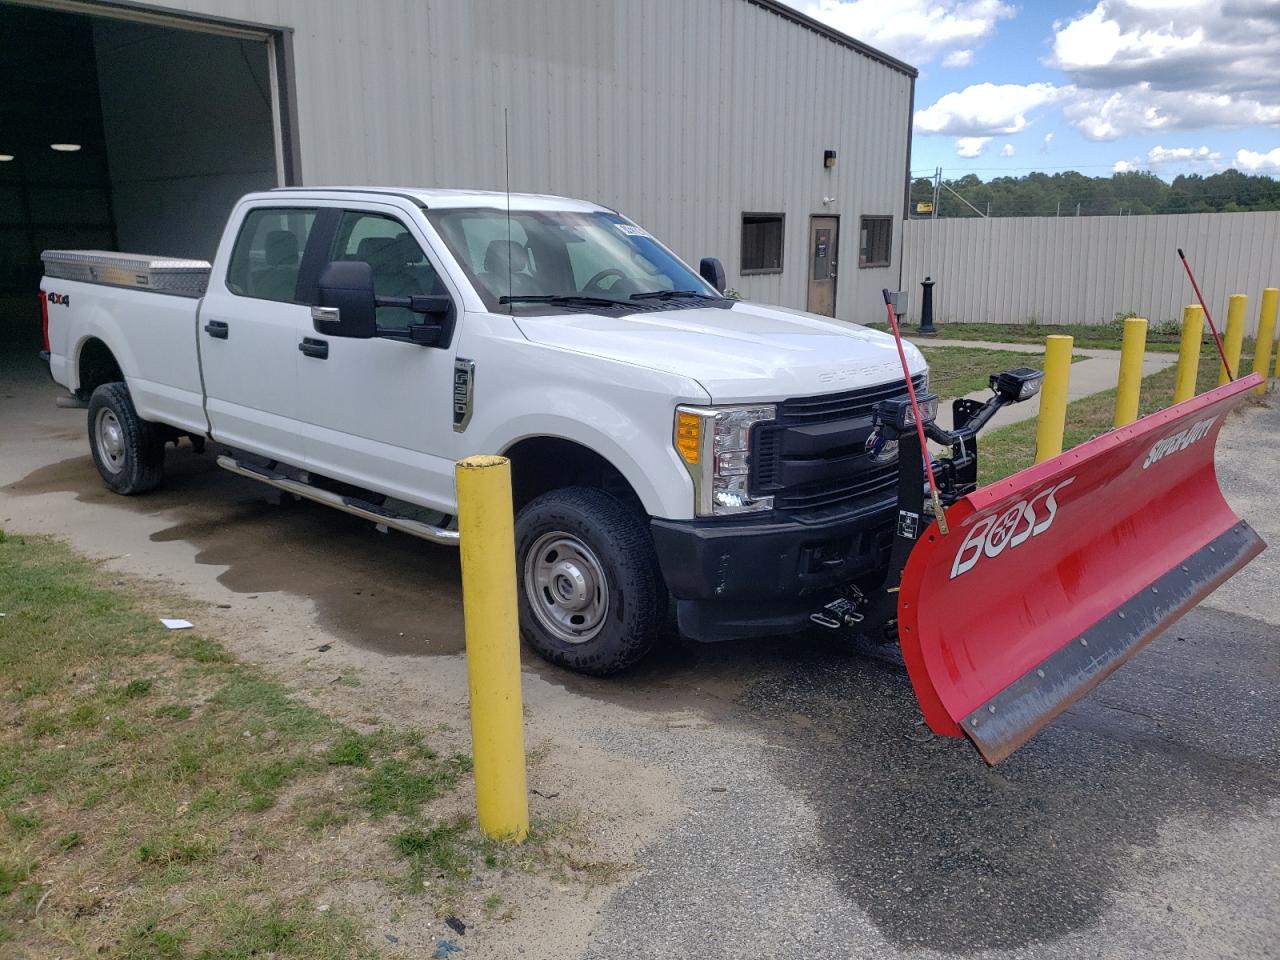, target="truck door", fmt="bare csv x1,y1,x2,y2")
806,215,839,317
199,205,319,463
294,207,460,513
